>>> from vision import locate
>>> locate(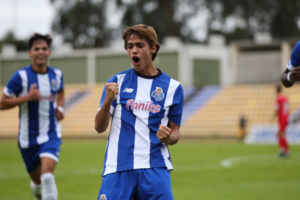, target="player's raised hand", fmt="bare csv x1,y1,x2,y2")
156,125,172,144
105,82,119,103
289,67,300,81
27,83,41,101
